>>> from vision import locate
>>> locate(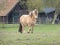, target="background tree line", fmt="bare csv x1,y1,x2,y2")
19,0,60,11
19,0,60,24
